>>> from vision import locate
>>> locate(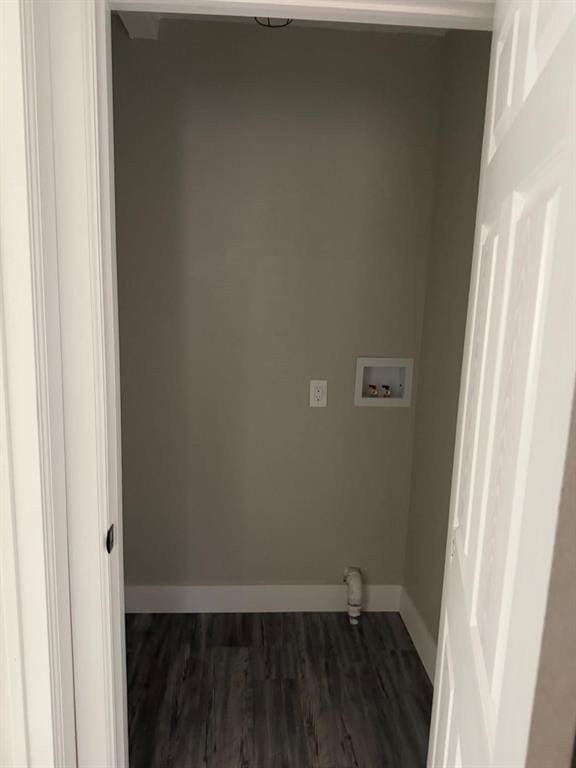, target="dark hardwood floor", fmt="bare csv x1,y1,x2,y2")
126,612,433,768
